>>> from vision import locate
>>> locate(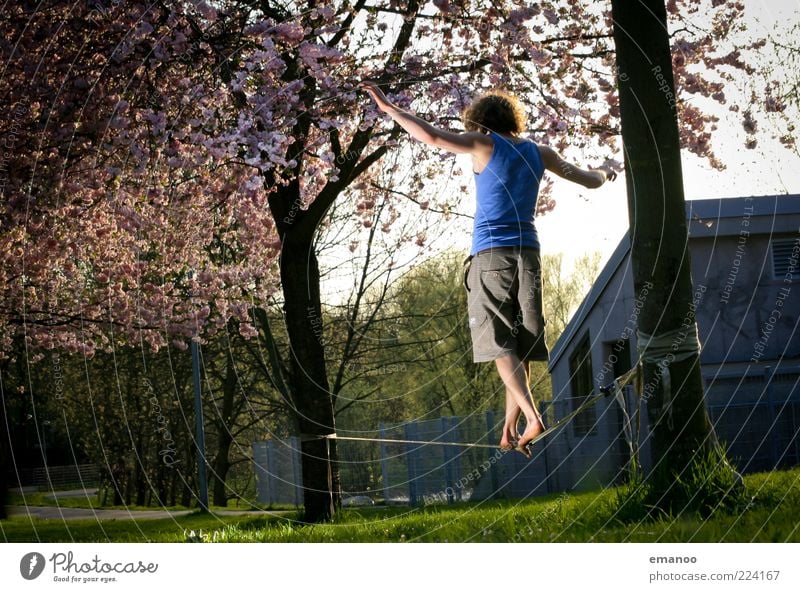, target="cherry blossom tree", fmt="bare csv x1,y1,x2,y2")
611,0,743,517
1,0,779,521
